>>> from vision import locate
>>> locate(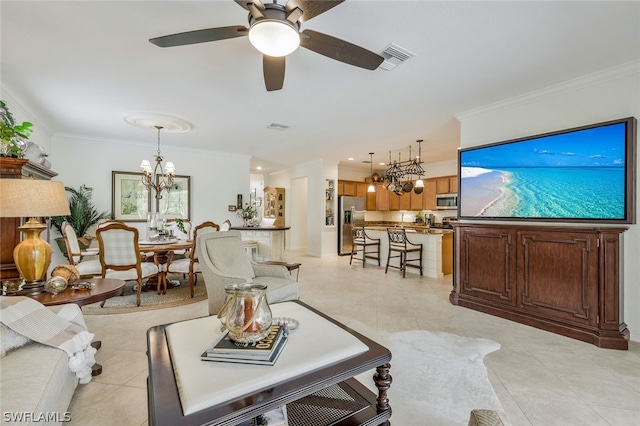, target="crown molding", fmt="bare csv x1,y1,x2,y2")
0,82,54,136
456,60,640,121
